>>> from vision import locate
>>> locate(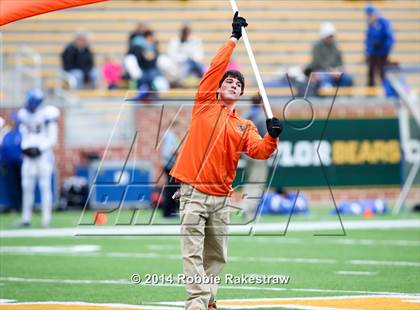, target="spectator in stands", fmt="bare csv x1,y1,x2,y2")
128,22,147,48
0,113,22,213
101,54,123,90
167,25,204,87
127,29,168,96
309,22,353,90
365,4,395,86
61,31,97,89
265,66,308,97
160,120,182,217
